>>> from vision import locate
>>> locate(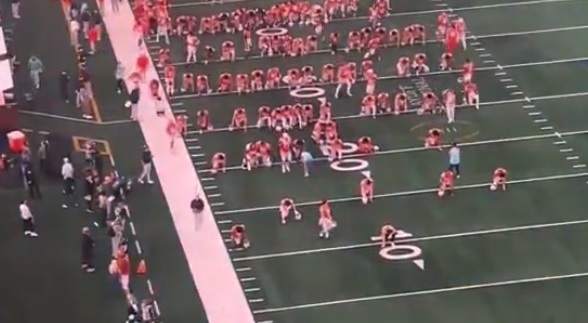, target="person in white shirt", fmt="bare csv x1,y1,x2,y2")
61,158,77,208
69,20,80,47
19,200,38,237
